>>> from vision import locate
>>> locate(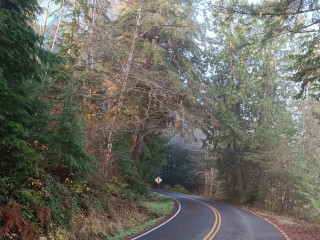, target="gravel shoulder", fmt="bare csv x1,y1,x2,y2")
242,208,320,240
